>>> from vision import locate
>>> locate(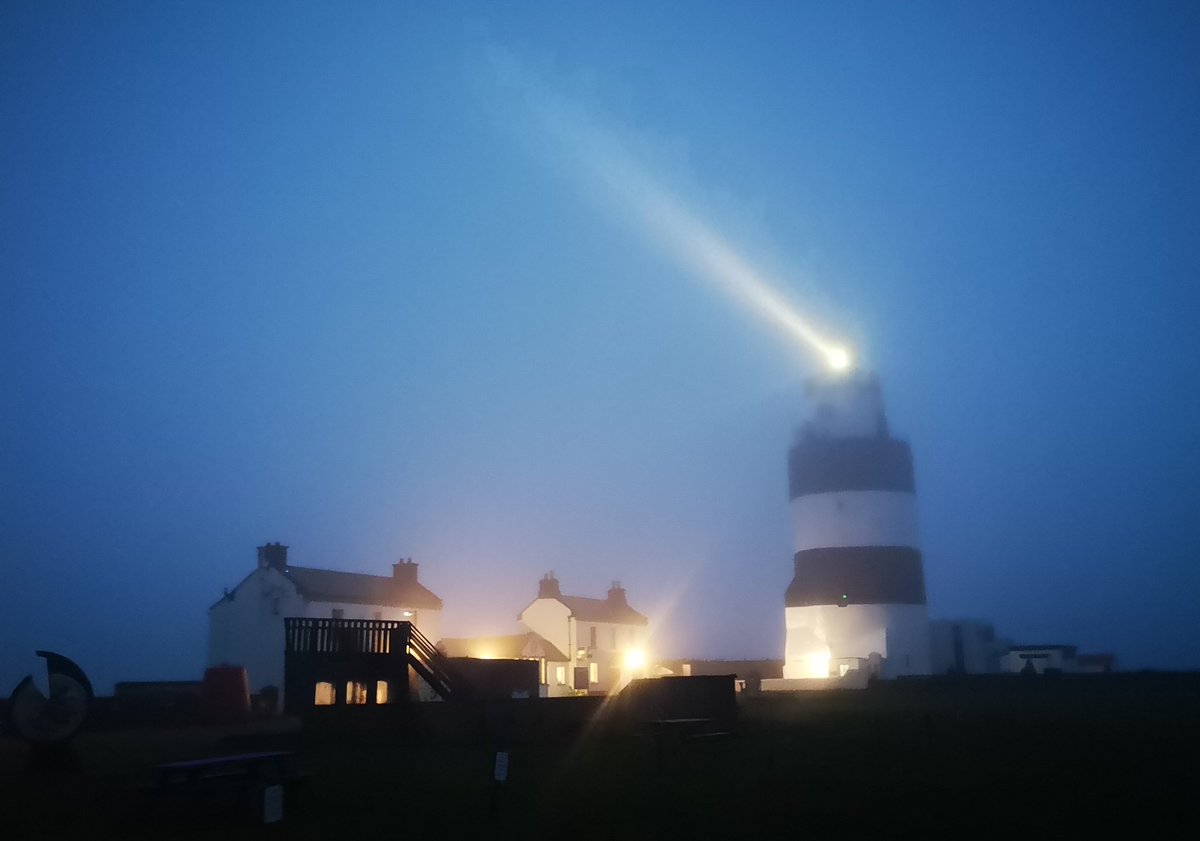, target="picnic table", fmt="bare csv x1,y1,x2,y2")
651,717,714,737
154,750,295,789
149,750,304,826
648,718,732,767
